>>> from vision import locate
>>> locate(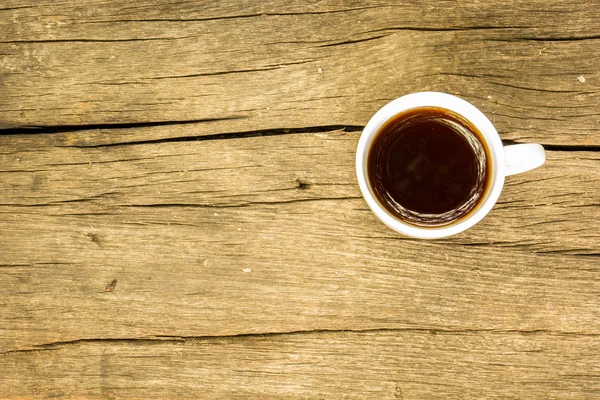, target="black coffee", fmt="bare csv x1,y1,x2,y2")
367,107,490,226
